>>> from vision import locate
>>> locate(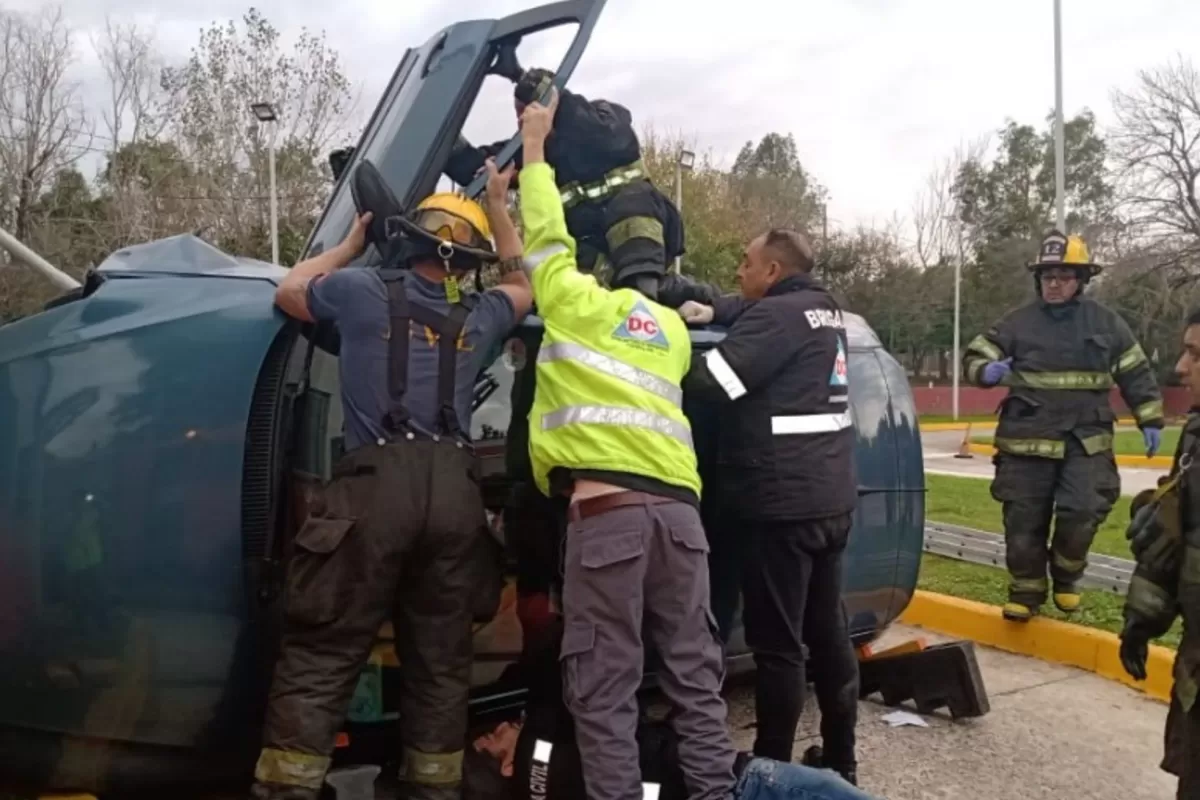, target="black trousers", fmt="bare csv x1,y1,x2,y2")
735,514,860,767
252,437,490,800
